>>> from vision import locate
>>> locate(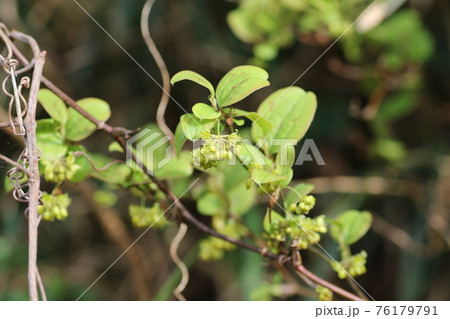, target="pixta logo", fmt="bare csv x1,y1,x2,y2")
126,129,171,175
